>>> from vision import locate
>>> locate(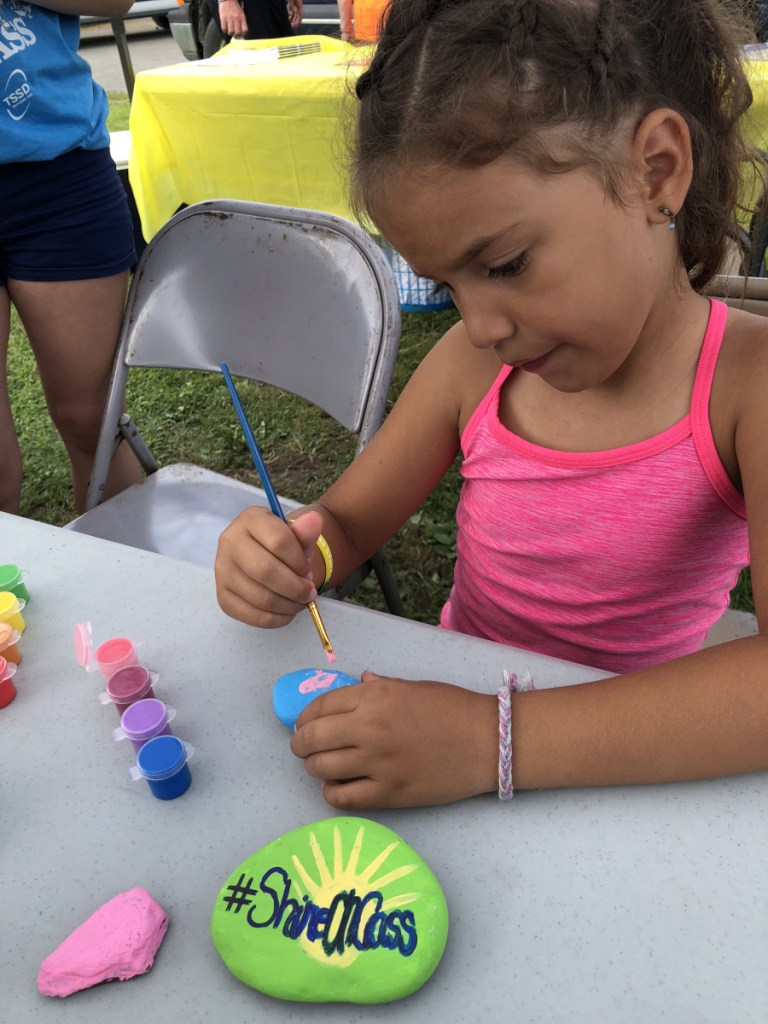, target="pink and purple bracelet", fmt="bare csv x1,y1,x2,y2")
497,669,535,801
